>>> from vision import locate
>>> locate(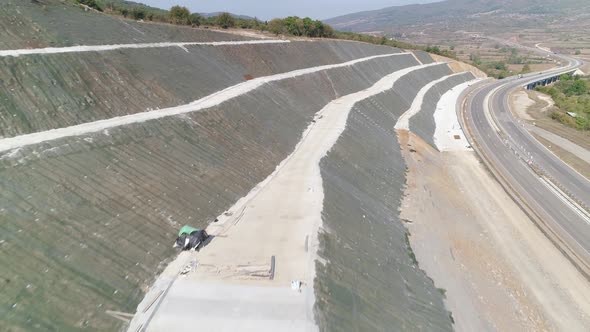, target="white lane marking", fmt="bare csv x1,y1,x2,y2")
539,176,590,225
0,53,418,153
483,85,503,133
0,40,290,57
394,71,463,130
433,78,482,151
